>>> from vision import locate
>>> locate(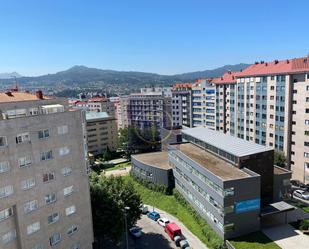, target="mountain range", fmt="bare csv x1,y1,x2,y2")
0,72,22,79
0,63,250,89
